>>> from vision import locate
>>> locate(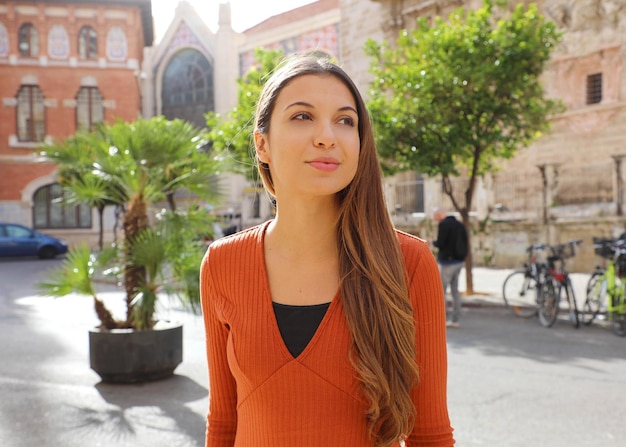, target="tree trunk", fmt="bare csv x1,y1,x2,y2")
460,211,475,295
122,197,148,326
97,204,105,251
442,174,476,295
94,296,120,330
166,192,177,211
